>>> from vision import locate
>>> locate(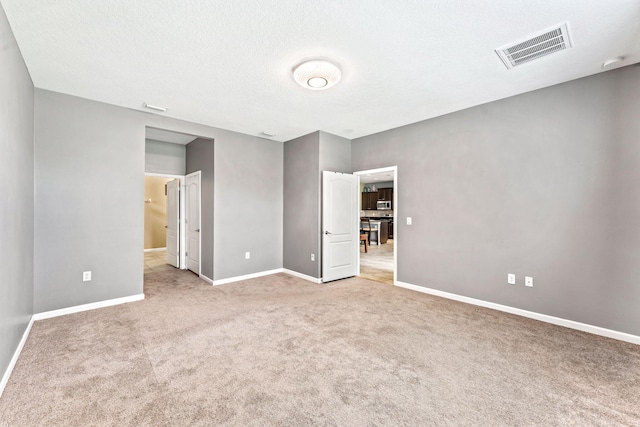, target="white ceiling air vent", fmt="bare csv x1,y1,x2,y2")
496,22,572,69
